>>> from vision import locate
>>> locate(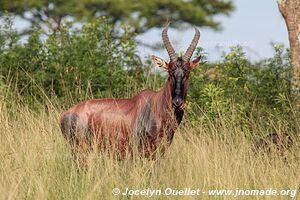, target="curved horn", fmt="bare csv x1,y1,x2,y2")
162,27,178,62
183,27,200,61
